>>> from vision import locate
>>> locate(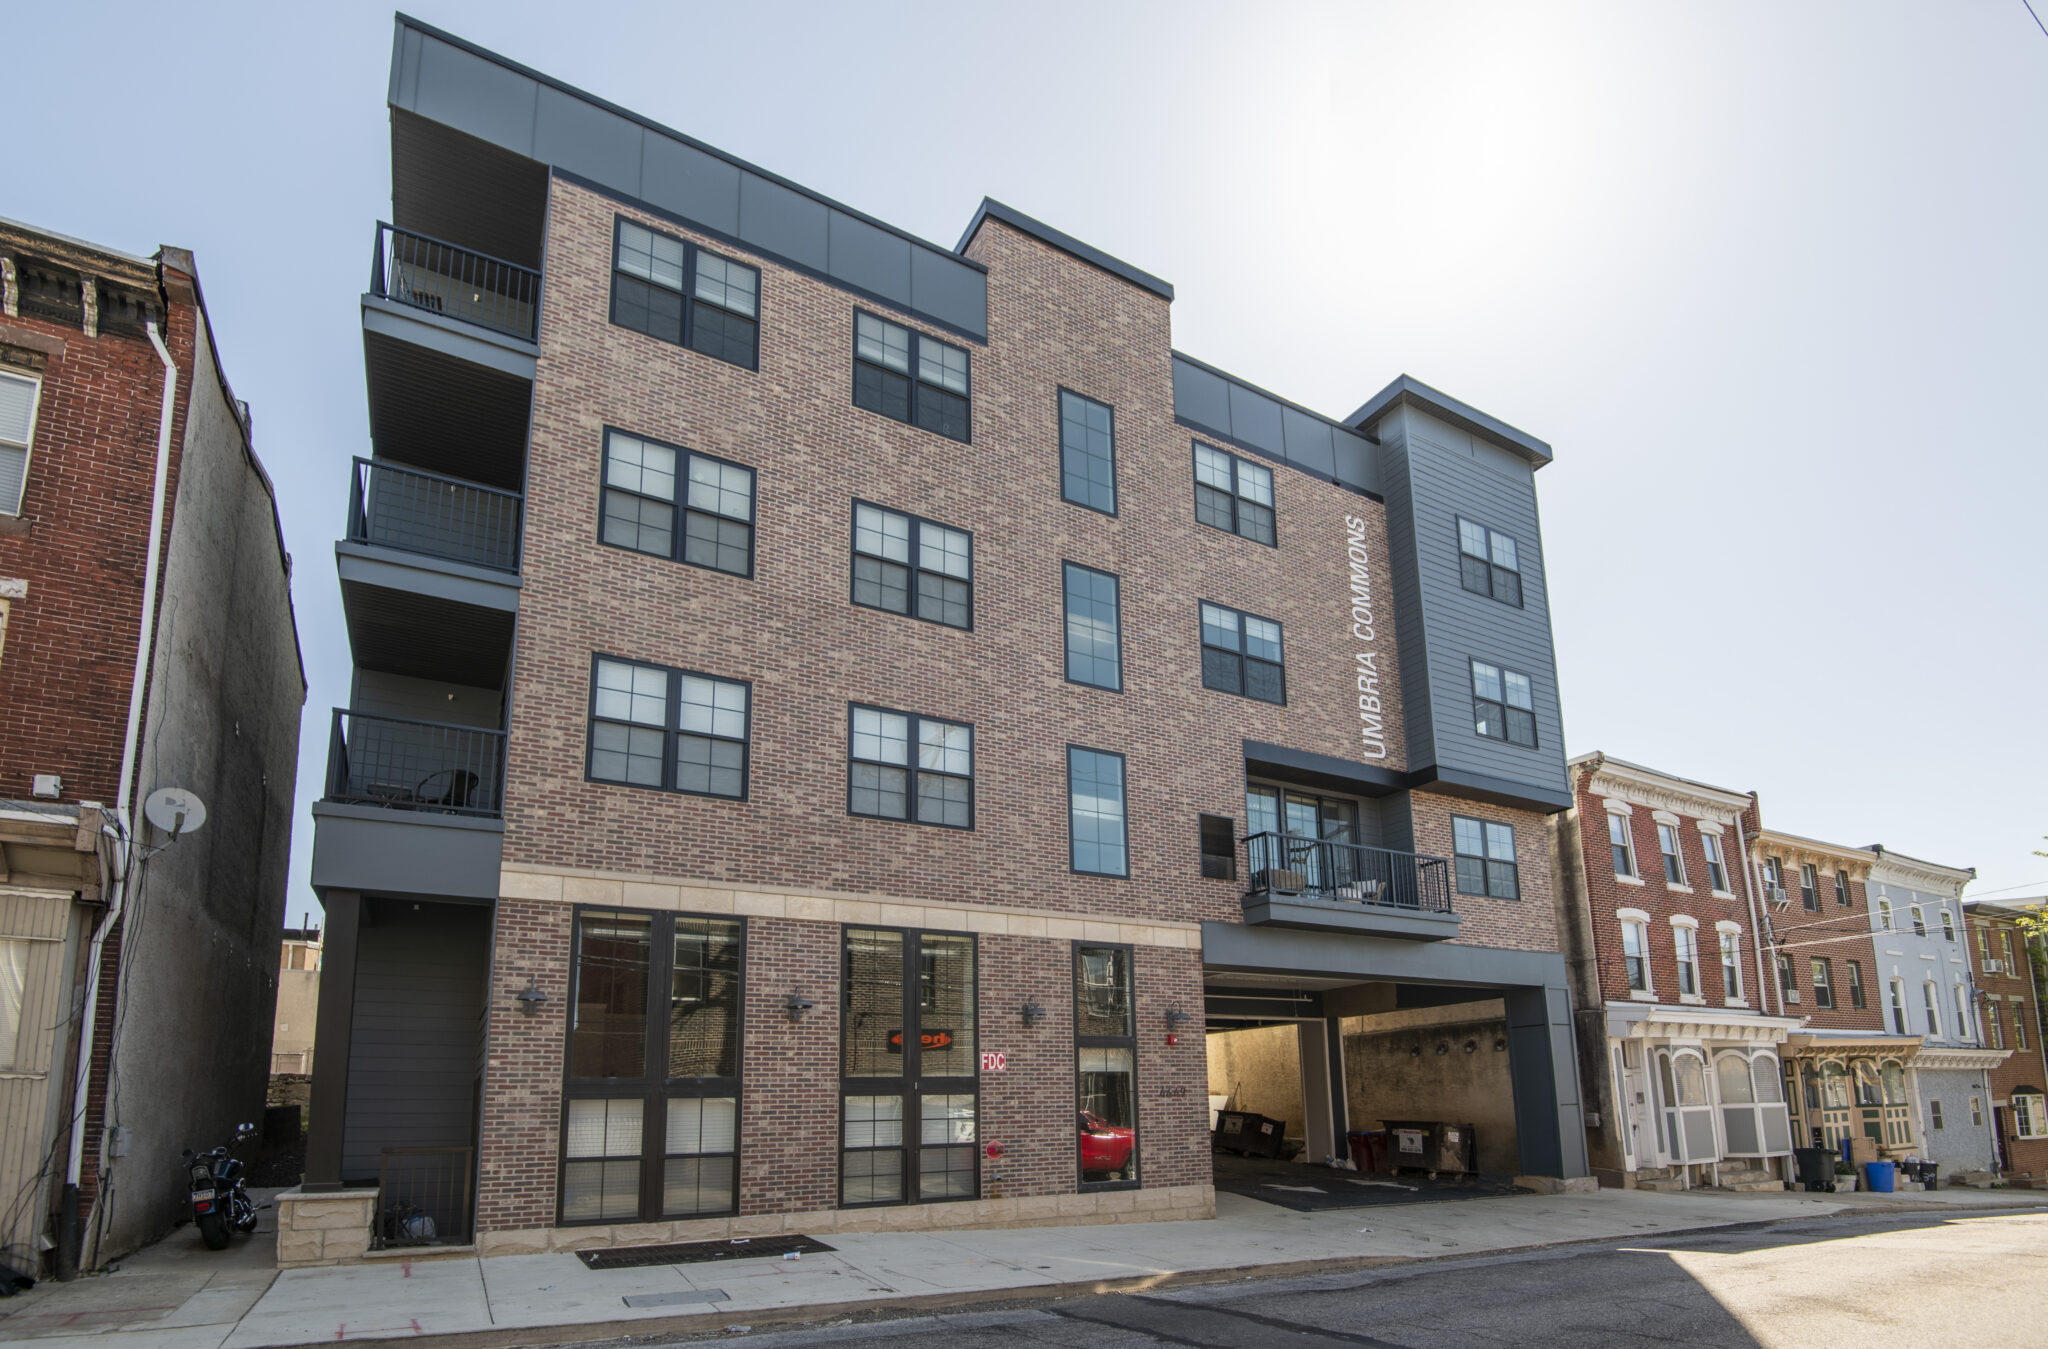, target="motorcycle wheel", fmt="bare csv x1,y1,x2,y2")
197,1210,231,1250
